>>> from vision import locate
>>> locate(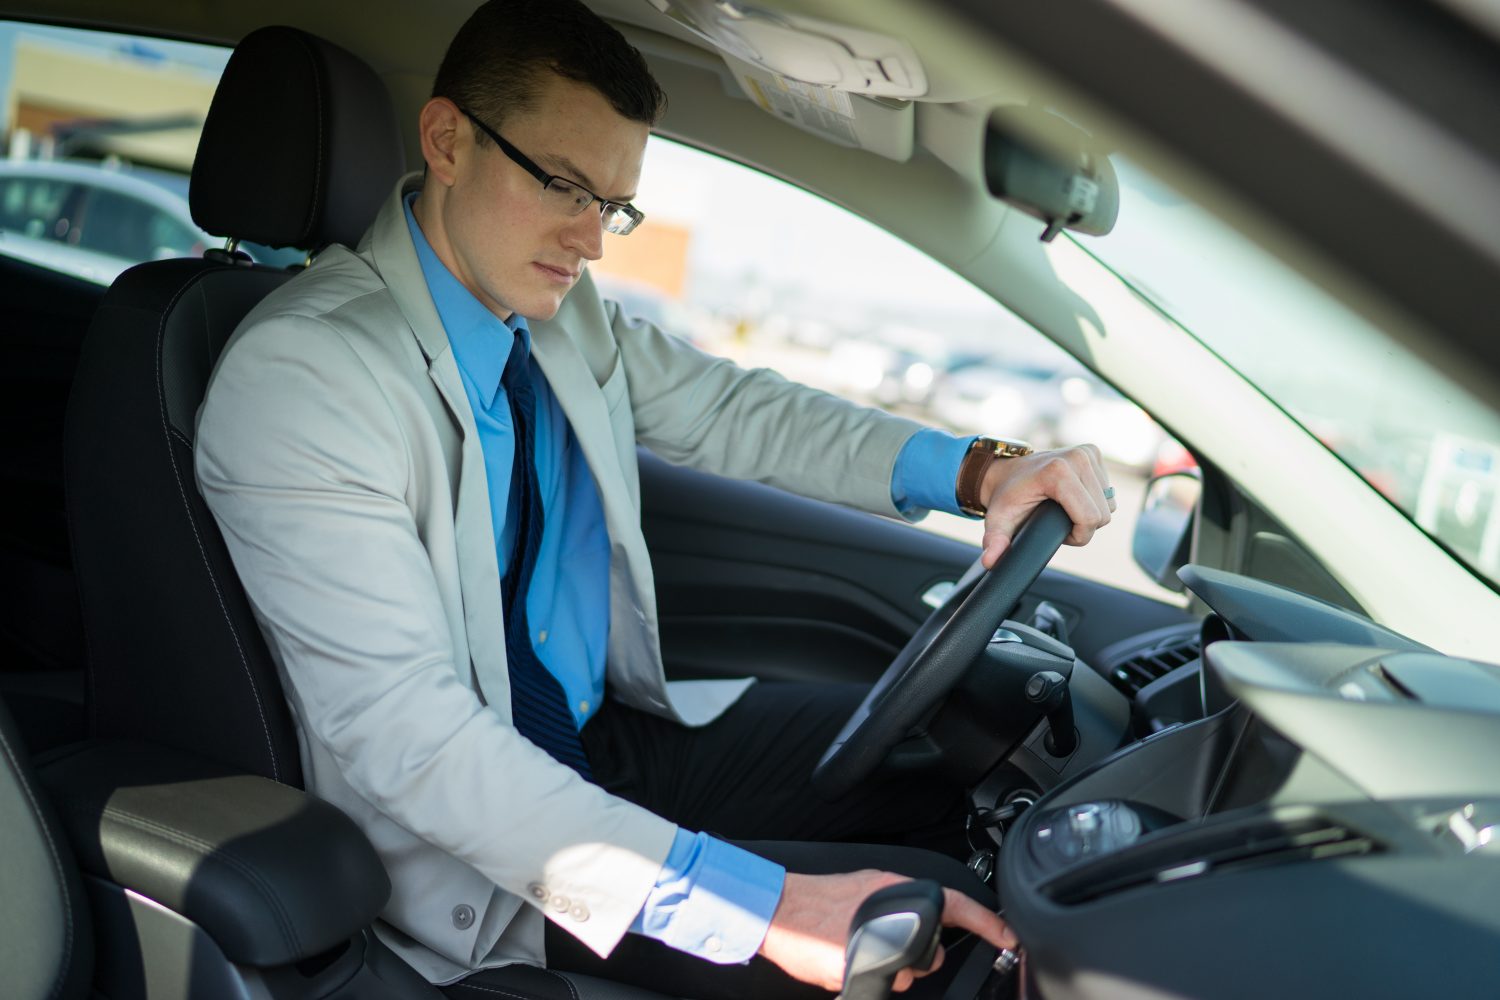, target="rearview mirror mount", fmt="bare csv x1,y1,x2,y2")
984,106,1119,242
